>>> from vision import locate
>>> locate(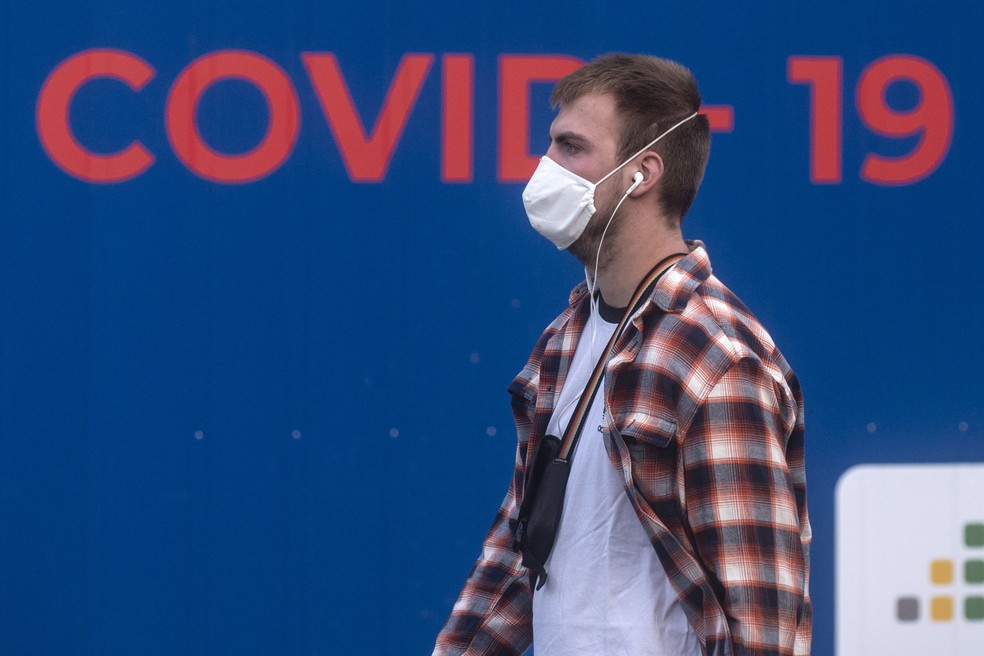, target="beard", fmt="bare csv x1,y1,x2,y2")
567,182,624,271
